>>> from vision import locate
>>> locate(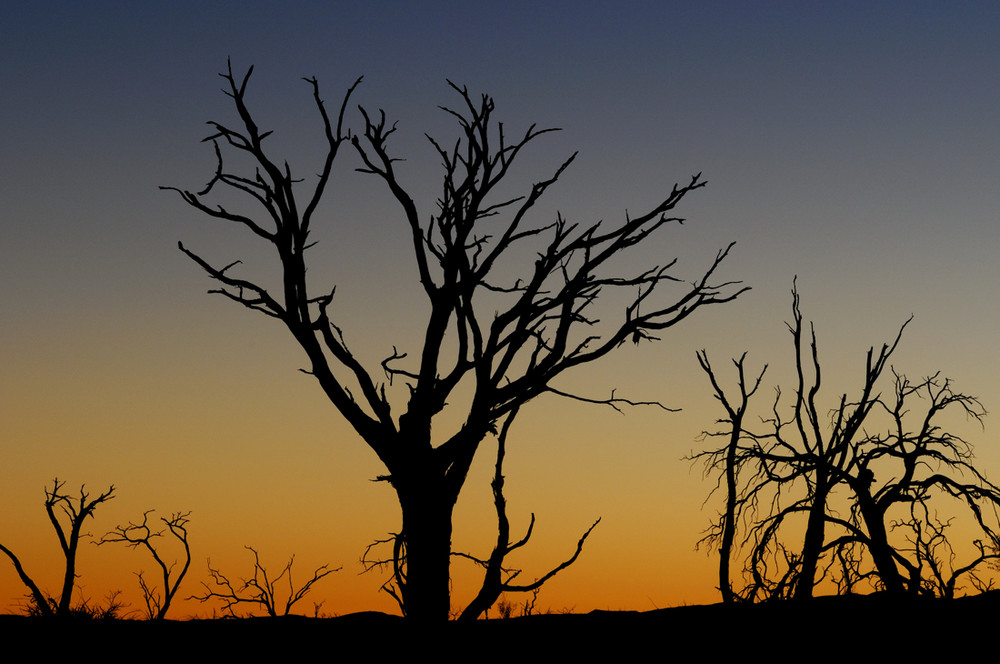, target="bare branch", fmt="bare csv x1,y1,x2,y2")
360,533,407,616
546,386,680,414
457,408,600,621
